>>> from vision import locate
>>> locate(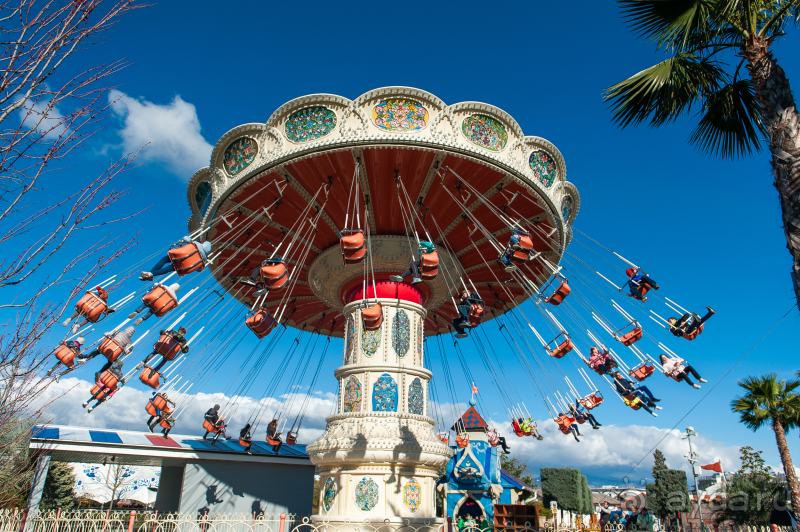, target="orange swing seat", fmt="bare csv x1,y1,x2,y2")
615,320,644,347
246,308,276,339
203,420,221,434
54,343,79,369
139,366,161,389
683,323,704,341
545,281,571,306
420,250,439,280
630,362,655,382
159,418,172,431
437,434,450,445
623,394,643,410
362,302,383,331
90,370,120,401
153,333,183,361
339,230,366,265
74,291,110,324
510,233,534,263
98,336,125,363
555,415,576,435
455,434,469,448
145,394,171,416
168,242,206,276
266,436,282,446
259,259,289,291
142,285,179,318
579,392,604,410
286,432,297,446
467,302,485,328
547,333,574,359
